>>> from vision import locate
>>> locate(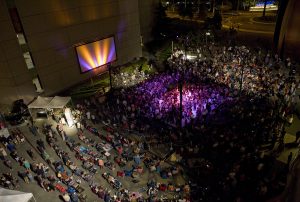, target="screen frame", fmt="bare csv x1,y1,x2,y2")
75,35,117,74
